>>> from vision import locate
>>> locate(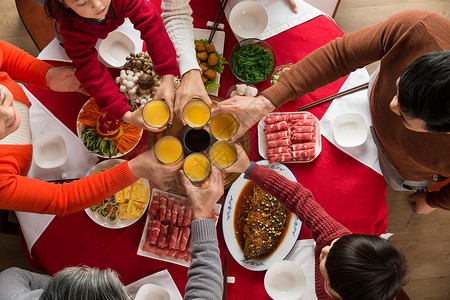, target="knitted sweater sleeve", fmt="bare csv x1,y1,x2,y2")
247,164,351,249
0,145,138,215
161,0,200,76
261,10,439,108
185,219,223,300
0,41,51,89
0,267,50,300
